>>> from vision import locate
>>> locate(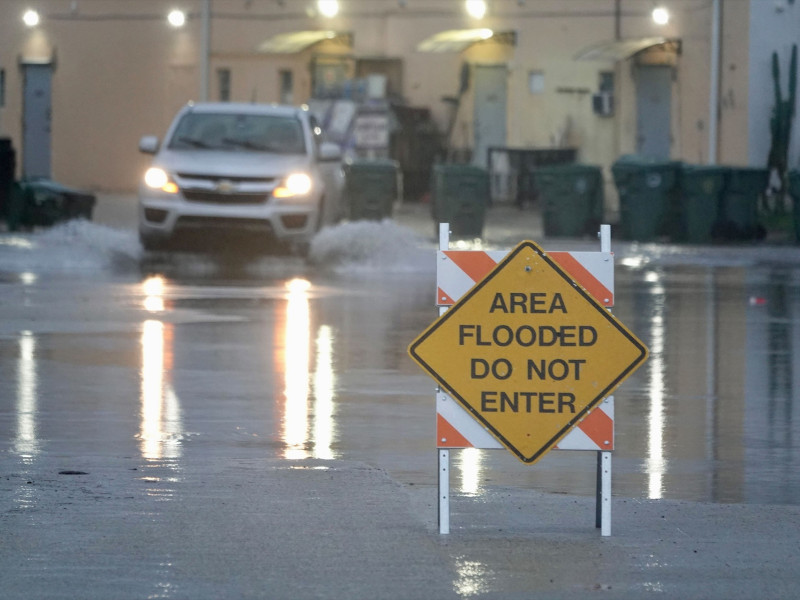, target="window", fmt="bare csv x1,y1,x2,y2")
217,68,231,102
528,70,545,94
599,71,614,93
279,70,293,105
